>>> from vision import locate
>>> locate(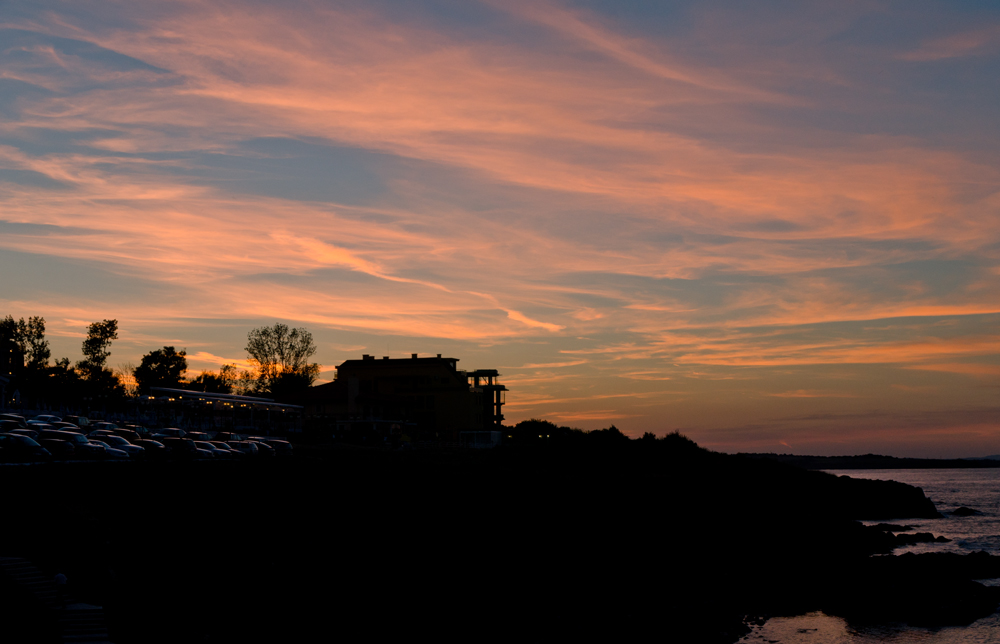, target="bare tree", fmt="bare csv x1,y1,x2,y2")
116,362,138,397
